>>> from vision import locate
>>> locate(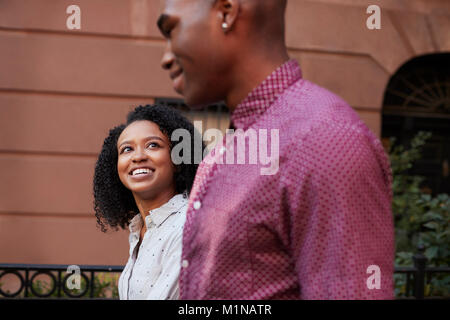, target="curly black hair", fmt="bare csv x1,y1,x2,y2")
94,104,204,232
